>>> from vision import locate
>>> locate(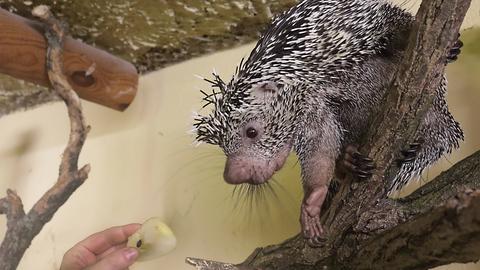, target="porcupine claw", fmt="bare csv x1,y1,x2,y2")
396,139,424,166
339,145,376,181
447,34,463,63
